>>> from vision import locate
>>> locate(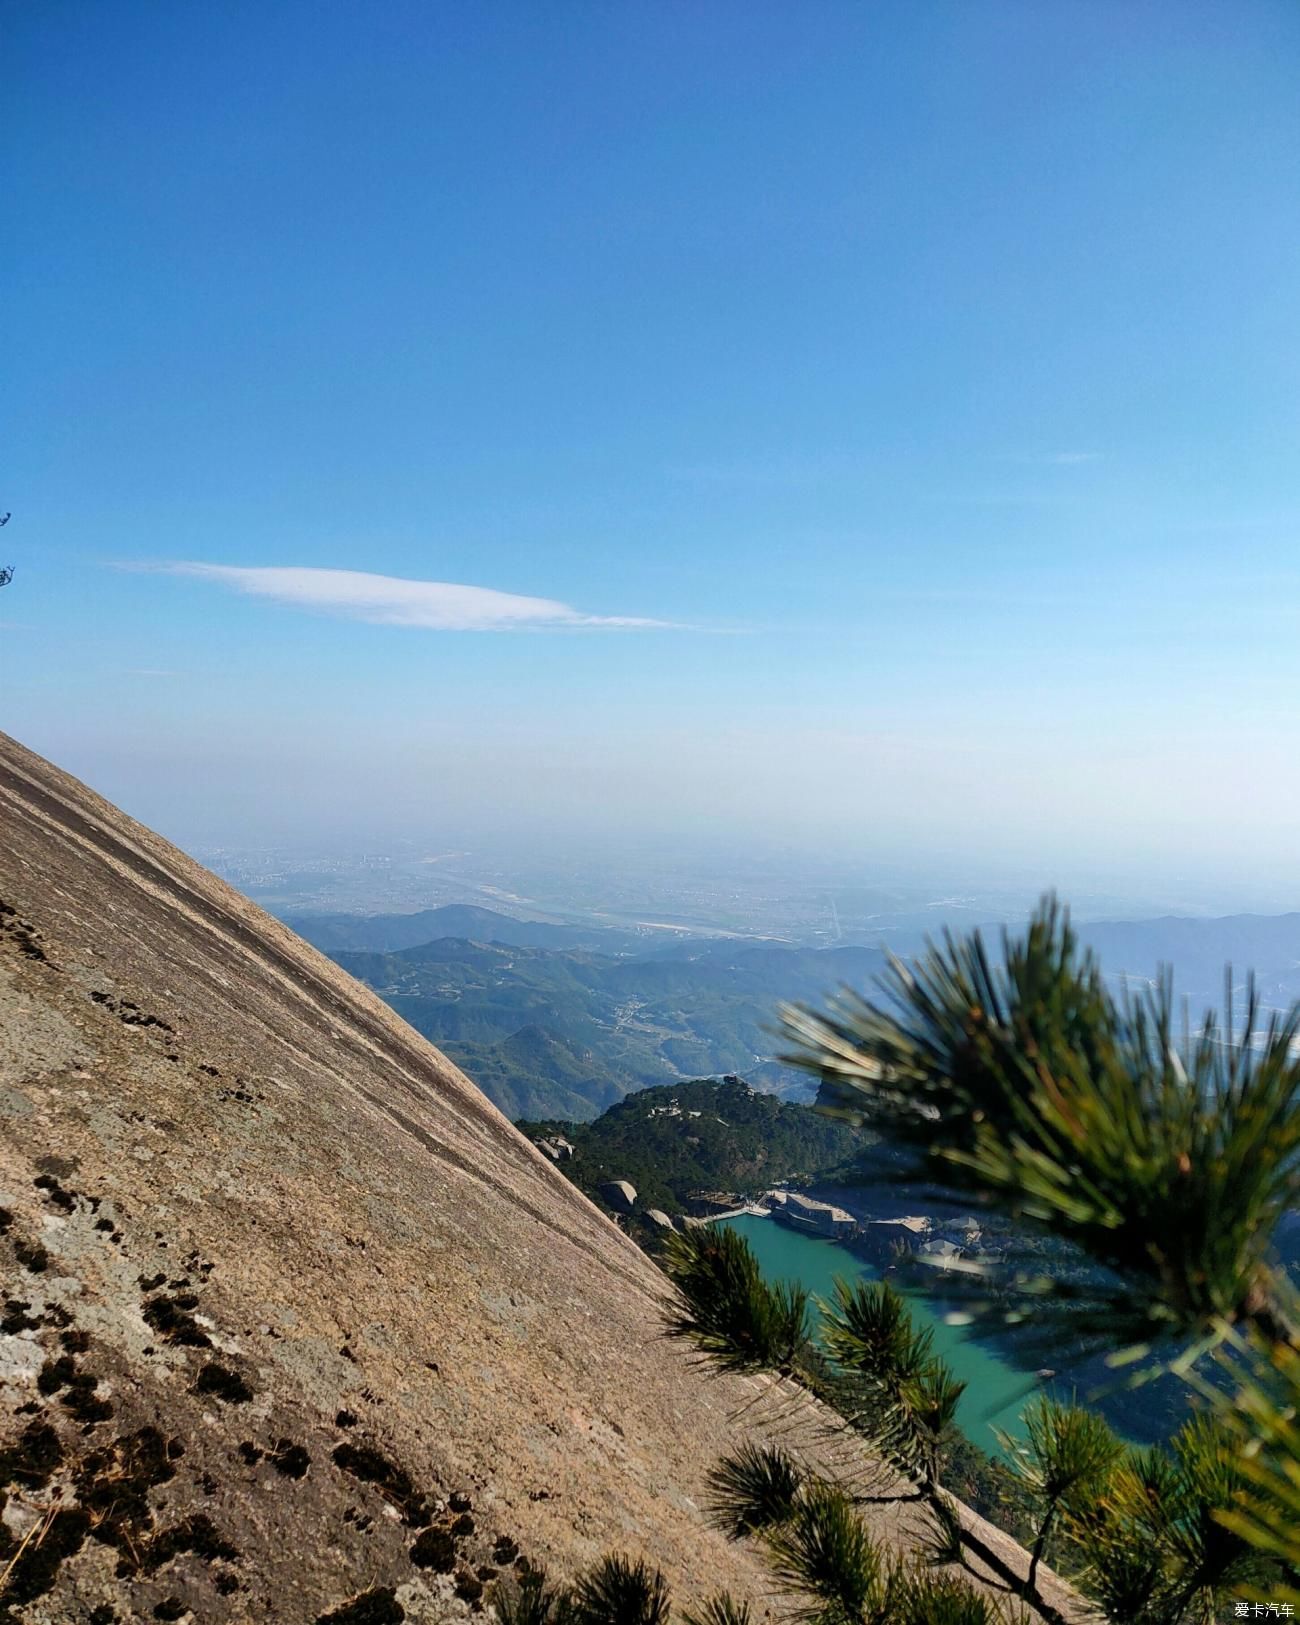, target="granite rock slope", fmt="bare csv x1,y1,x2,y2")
0,732,1085,1624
